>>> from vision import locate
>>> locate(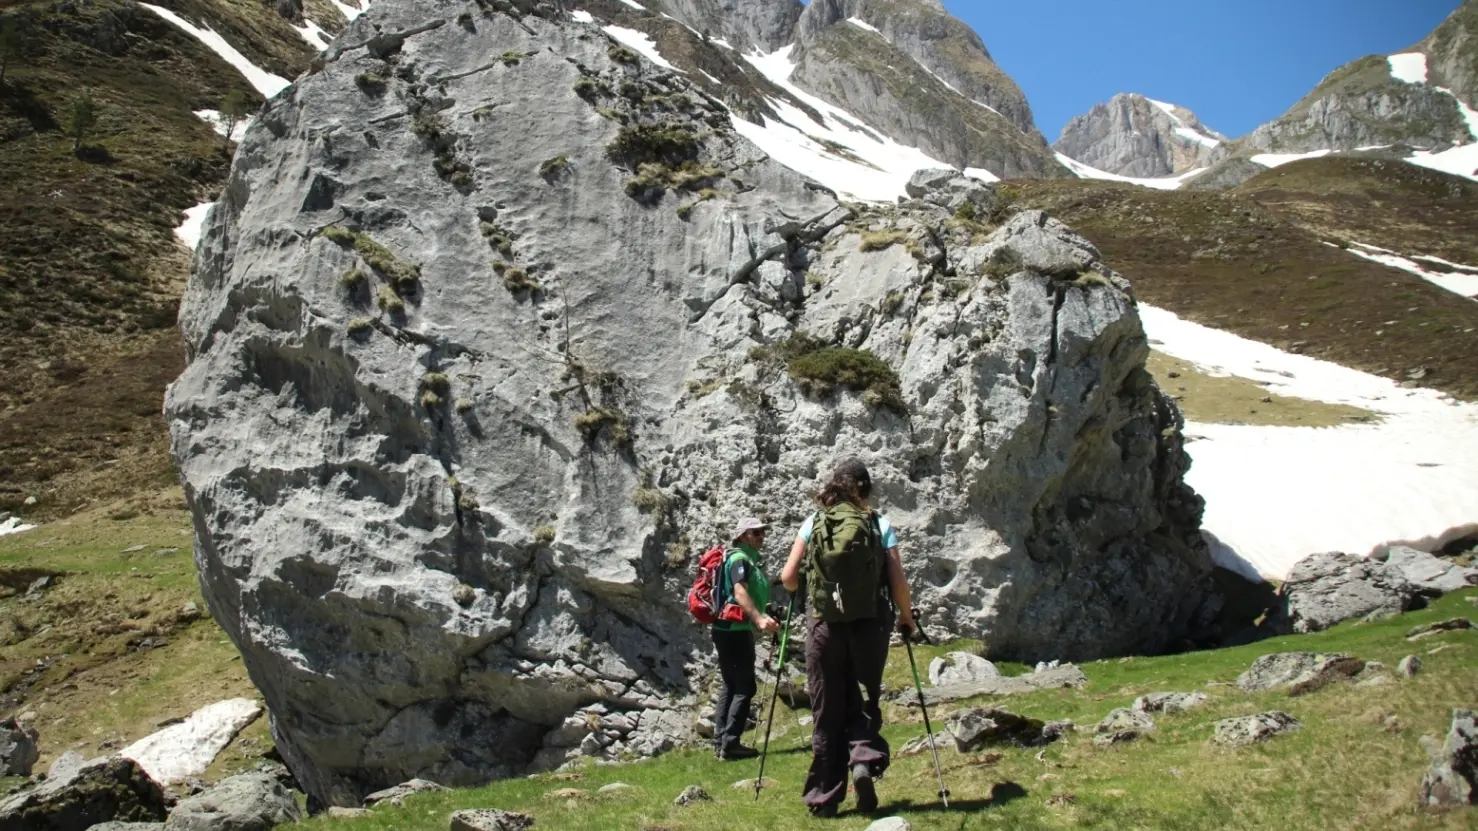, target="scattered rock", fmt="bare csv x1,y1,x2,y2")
1406,618,1473,640
453,584,476,608
1034,660,1061,673
1132,692,1209,715
0,716,40,776
731,778,774,790
1418,709,1477,806
598,782,634,794
674,785,711,806
897,665,1088,707
23,496,37,507
26,575,52,595
1042,720,1075,743
326,807,372,819
363,779,448,807
897,732,951,757
798,715,813,727
544,788,585,800
0,756,168,829
1378,546,1478,594
1356,675,1393,688
1213,712,1301,747
87,824,166,831
1046,793,1077,807
122,545,147,554
162,773,301,831
1398,655,1422,678
120,699,263,785
945,707,1047,751
927,652,999,686
448,809,535,831
1235,652,1365,695
693,717,715,739
176,602,203,623
1271,552,1419,633
864,818,914,831
1094,709,1155,746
